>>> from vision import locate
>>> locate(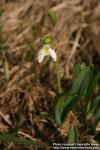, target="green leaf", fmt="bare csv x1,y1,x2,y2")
61,66,91,122
85,99,92,115
40,112,49,117
92,109,100,138
74,64,82,76
74,63,86,77
40,111,53,122
0,134,37,146
3,59,10,80
90,95,100,115
85,71,100,100
68,124,77,143
54,93,65,126
94,132,100,143
84,71,100,115
70,67,91,95
0,25,7,53
61,94,78,122
94,109,100,126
